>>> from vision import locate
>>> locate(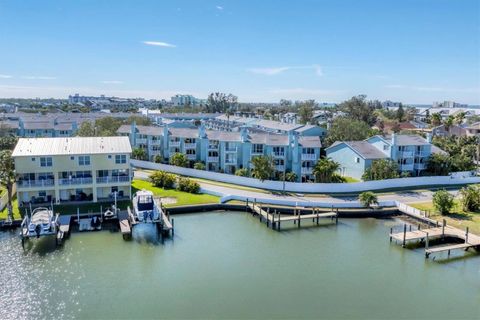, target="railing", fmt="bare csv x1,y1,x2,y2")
414,163,426,170
225,146,237,152
59,177,93,185
96,176,130,184
186,154,197,160
301,167,313,174
251,150,264,155
149,140,161,145
207,156,219,162
273,152,285,158
399,151,414,158
18,179,55,188
136,138,147,144
225,158,237,165
416,152,430,158
275,165,285,172
399,164,414,171
169,141,181,147
301,153,317,161
184,143,197,149
208,144,219,150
